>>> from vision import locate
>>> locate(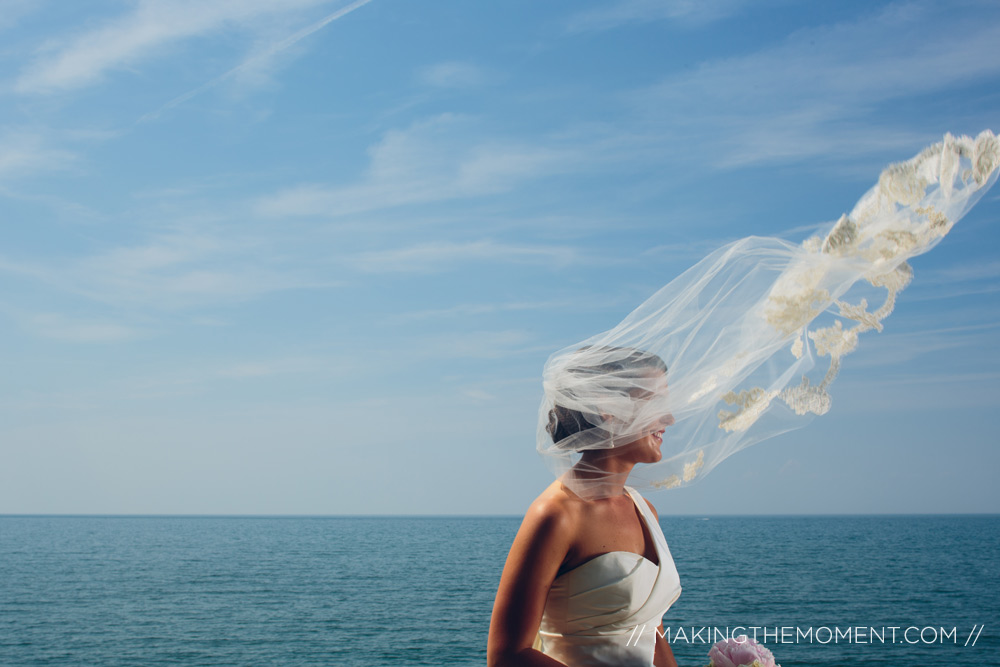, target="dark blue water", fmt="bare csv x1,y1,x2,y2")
1,515,997,666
